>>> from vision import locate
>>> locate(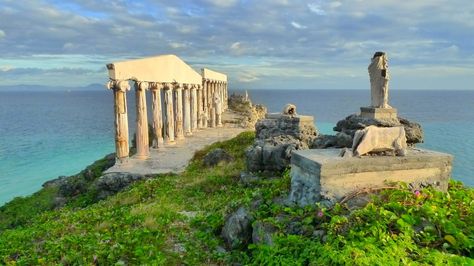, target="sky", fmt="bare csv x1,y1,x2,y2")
0,0,473,90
